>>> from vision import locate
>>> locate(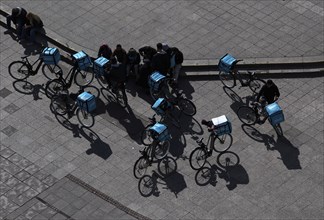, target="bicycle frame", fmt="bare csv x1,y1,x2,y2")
24,56,43,75
232,70,255,87
59,63,78,89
